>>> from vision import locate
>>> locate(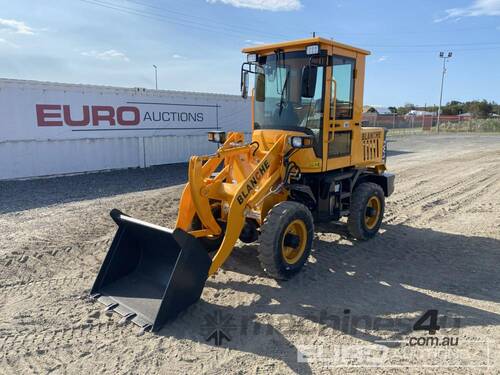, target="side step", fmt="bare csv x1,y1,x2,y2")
90,209,212,332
